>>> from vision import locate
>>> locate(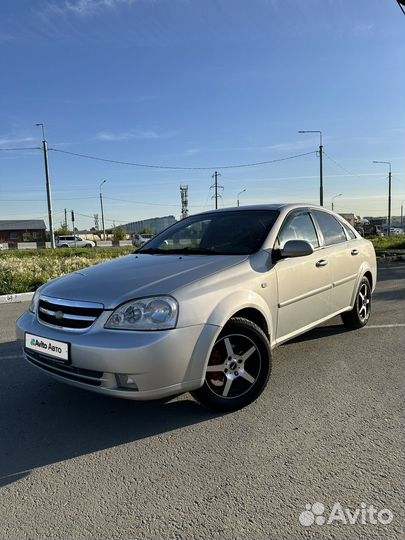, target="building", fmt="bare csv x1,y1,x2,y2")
123,215,177,235
0,220,46,244
338,213,355,226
